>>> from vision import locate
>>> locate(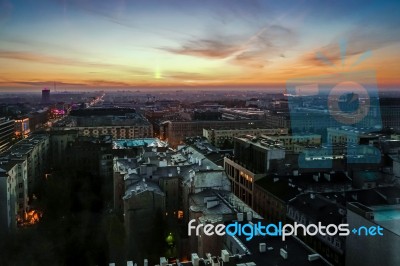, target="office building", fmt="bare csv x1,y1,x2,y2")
0,117,15,153
267,134,322,153
219,108,267,120
15,117,30,138
287,193,347,265
41,89,50,104
0,162,18,235
327,127,381,145
224,135,285,207
67,108,153,139
203,127,288,148
161,119,273,147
